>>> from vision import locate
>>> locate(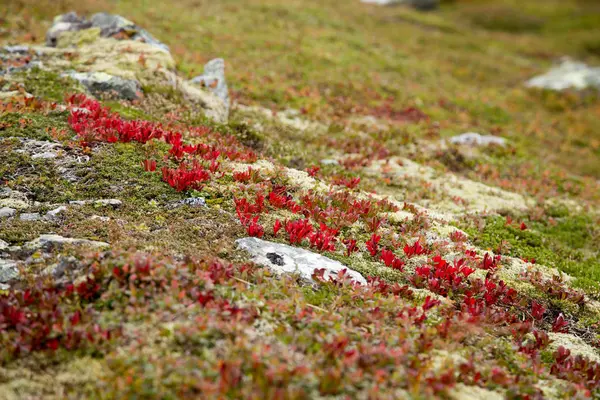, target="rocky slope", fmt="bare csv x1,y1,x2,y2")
1,4,600,399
